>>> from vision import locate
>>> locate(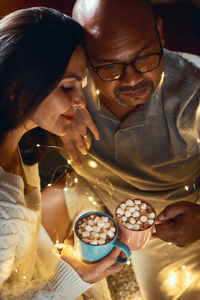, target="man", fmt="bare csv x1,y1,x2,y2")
61,0,200,298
